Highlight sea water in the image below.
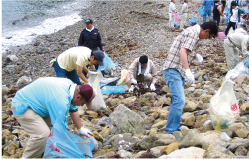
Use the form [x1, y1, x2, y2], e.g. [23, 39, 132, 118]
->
[2, 0, 90, 54]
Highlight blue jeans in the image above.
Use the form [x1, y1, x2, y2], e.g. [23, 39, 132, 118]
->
[163, 69, 185, 134]
[225, 21, 236, 36]
[53, 59, 81, 85]
[203, 9, 212, 23]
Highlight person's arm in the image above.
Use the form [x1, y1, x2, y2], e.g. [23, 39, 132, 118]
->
[128, 59, 138, 80]
[69, 111, 82, 129]
[77, 65, 89, 83]
[218, 5, 225, 16]
[179, 48, 190, 69]
[241, 37, 248, 55]
[78, 31, 84, 46]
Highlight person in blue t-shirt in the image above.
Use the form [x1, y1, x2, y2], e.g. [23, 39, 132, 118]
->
[11, 77, 95, 158]
[202, 0, 214, 23]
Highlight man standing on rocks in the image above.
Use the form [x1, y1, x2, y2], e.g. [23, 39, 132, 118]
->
[52, 46, 105, 85]
[11, 77, 94, 158]
[224, 32, 249, 70]
[163, 21, 218, 134]
[128, 55, 159, 92]
[202, 0, 214, 23]
[78, 19, 104, 51]
[180, 0, 188, 31]
[78, 18, 105, 75]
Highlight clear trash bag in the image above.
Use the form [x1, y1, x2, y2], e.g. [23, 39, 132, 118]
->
[44, 111, 94, 158]
[97, 52, 118, 74]
[209, 77, 240, 131]
[225, 58, 249, 80]
[88, 71, 107, 110]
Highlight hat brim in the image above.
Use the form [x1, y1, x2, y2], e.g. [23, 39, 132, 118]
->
[86, 89, 96, 110]
[98, 61, 104, 66]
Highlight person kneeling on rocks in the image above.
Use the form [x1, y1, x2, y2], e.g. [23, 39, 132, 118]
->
[128, 55, 159, 92]
[51, 46, 105, 85]
[11, 77, 94, 158]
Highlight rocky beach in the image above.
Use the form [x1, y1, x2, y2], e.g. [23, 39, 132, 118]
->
[2, 0, 249, 158]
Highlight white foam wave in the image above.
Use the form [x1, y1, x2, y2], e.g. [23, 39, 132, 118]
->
[2, 13, 82, 53]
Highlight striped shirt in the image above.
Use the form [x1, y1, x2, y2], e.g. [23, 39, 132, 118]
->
[163, 25, 200, 79]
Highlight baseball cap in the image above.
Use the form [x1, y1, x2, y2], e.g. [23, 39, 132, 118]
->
[92, 50, 105, 66]
[85, 19, 93, 24]
[79, 84, 96, 110]
[242, 24, 247, 30]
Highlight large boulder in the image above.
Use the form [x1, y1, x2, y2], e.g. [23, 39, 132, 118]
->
[110, 104, 146, 135]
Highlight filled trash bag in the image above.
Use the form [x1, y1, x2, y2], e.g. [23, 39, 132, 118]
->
[172, 13, 180, 22]
[101, 85, 127, 94]
[209, 77, 240, 131]
[189, 17, 199, 26]
[116, 69, 131, 86]
[89, 71, 107, 110]
[44, 112, 94, 158]
[97, 52, 118, 74]
[226, 59, 249, 80]
[197, 7, 206, 17]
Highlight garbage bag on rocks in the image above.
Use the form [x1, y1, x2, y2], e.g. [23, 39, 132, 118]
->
[116, 69, 131, 86]
[189, 17, 199, 26]
[101, 85, 127, 94]
[209, 77, 240, 131]
[225, 59, 249, 80]
[44, 112, 94, 158]
[89, 71, 107, 110]
[97, 52, 118, 74]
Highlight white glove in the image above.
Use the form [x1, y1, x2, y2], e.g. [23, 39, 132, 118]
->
[88, 71, 97, 76]
[223, 15, 226, 18]
[129, 85, 135, 92]
[196, 53, 203, 64]
[185, 69, 195, 84]
[150, 84, 156, 91]
[131, 78, 137, 85]
[86, 82, 92, 87]
[78, 127, 93, 137]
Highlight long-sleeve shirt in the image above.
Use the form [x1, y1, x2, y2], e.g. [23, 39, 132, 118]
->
[202, 0, 214, 12]
[228, 33, 249, 55]
[128, 58, 159, 84]
[234, 28, 248, 35]
[11, 77, 78, 128]
[78, 27, 103, 50]
[181, 2, 188, 14]
[169, 2, 176, 13]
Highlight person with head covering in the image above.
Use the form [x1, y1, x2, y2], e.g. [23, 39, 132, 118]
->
[78, 18, 104, 51]
[234, 23, 247, 35]
[224, 32, 249, 70]
[51, 46, 105, 85]
[163, 21, 218, 134]
[11, 77, 95, 158]
[128, 55, 159, 92]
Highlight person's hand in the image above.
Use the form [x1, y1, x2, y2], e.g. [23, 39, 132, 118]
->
[88, 71, 97, 76]
[129, 85, 135, 92]
[150, 84, 156, 91]
[196, 53, 203, 64]
[131, 78, 137, 85]
[223, 15, 226, 18]
[78, 127, 93, 137]
[86, 81, 92, 86]
[185, 69, 195, 84]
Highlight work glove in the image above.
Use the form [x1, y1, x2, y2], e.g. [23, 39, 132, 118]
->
[131, 78, 137, 85]
[150, 84, 156, 91]
[78, 127, 93, 138]
[129, 85, 135, 92]
[185, 69, 195, 84]
[196, 53, 203, 64]
[88, 71, 97, 76]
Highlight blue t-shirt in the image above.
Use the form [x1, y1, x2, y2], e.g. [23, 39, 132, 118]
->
[11, 77, 78, 128]
[202, 0, 214, 12]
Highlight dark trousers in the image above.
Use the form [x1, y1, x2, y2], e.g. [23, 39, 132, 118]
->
[225, 21, 236, 35]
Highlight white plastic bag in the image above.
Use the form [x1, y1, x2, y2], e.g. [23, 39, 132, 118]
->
[209, 77, 240, 131]
[88, 71, 107, 110]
